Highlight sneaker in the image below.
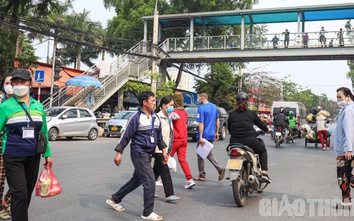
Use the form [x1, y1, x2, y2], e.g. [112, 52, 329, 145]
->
[155, 178, 163, 186]
[261, 173, 272, 183]
[341, 197, 352, 206]
[326, 147, 330, 150]
[165, 195, 180, 203]
[184, 179, 196, 189]
[322, 148, 325, 151]
[106, 199, 125, 212]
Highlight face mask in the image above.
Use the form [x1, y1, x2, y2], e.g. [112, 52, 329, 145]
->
[4, 85, 13, 95]
[196, 98, 201, 104]
[13, 85, 29, 97]
[337, 100, 347, 108]
[166, 106, 174, 114]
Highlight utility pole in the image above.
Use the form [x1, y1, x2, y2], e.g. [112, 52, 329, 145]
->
[237, 68, 242, 93]
[49, 38, 57, 108]
[151, 0, 159, 94]
[280, 82, 284, 101]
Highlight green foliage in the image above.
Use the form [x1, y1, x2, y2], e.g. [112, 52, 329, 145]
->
[123, 81, 151, 97]
[123, 80, 175, 100]
[104, 0, 259, 53]
[345, 20, 354, 88]
[193, 62, 235, 109]
[15, 33, 39, 70]
[0, 0, 73, 76]
[60, 10, 103, 69]
[156, 80, 176, 99]
[0, 26, 16, 74]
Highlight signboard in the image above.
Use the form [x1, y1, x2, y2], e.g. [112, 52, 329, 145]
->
[35, 70, 45, 83]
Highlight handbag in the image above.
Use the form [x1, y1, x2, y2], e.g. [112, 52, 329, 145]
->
[16, 99, 47, 154]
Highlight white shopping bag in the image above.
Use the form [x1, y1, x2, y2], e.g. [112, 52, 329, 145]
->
[167, 156, 177, 172]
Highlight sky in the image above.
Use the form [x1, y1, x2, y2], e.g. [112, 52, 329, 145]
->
[34, 0, 353, 100]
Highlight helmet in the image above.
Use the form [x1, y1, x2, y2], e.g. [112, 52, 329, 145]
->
[279, 108, 284, 113]
[289, 110, 294, 116]
[236, 92, 249, 102]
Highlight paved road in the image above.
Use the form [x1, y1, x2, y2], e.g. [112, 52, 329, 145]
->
[29, 125, 353, 220]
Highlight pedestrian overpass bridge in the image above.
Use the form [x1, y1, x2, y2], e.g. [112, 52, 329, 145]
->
[142, 3, 354, 63]
[44, 3, 354, 111]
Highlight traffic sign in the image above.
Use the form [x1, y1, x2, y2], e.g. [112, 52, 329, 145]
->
[35, 70, 45, 83]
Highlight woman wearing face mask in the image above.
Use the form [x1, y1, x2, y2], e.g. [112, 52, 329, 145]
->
[153, 96, 179, 202]
[0, 74, 13, 220]
[1, 74, 14, 103]
[0, 69, 53, 221]
[334, 87, 354, 206]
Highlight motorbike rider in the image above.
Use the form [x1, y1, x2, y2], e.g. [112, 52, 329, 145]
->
[287, 110, 298, 138]
[272, 108, 289, 138]
[228, 92, 272, 183]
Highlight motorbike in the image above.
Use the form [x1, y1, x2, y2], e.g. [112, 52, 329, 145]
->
[225, 130, 270, 207]
[274, 127, 286, 148]
[285, 127, 299, 143]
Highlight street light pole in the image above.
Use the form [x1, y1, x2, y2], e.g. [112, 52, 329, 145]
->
[151, 0, 159, 94]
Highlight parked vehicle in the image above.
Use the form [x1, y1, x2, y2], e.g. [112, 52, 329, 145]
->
[225, 130, 270, 207]
[185, 105, 228, 141]
[46, 106, 99, 141]
[270, 101, 307, 138]
[103, 111, 137, 137]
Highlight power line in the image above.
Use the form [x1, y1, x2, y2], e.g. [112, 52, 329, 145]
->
[0, 18, 158, 59]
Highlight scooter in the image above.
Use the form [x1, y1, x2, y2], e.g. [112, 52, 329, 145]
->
[285, 127, 299, 143]
[225, 130, 270, 207]
[274, 127, 285, 148]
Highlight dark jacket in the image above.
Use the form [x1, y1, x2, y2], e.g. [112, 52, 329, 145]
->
[273, 113, 289, 127]
[228, 110, 268, 139]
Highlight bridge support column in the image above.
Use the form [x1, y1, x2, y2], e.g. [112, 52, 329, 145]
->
[190, 18, 194, 51]
[143, 21, 148, 53]
[118, 88, 124, 111]
[241, 13, 245, 50]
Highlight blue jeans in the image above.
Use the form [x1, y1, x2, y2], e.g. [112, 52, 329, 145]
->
[111, 151, 155, 216]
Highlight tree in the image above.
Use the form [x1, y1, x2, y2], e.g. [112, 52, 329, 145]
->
[62, 10, 103, 69]
[123, 80, 175, 100]
[194, 62, 235, 109]
[0, 0, 70, 74]
[245, 71, 281, 112]
[103, 0, 259, 52]
[345, 20, 354, 88]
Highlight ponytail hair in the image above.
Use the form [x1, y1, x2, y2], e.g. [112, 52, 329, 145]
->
[155, 96, 173, 113]
[337, 87, 354, 101]
[236, 100, 248, 112]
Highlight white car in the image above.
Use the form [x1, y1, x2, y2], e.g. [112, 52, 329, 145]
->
[46, 106, 99, 141]
[104, 111, 136, 137]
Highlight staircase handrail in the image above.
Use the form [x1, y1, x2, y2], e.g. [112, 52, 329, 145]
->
[43, 40, 147, 109]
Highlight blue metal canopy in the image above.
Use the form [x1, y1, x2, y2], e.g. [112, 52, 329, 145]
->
[143, 3, 354, 28]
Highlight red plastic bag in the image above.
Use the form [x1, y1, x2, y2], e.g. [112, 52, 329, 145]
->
[35, 168, 62, 197]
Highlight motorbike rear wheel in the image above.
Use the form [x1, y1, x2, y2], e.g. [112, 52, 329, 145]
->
[232, 167, 248, 207]
[276, 140, 280, 148]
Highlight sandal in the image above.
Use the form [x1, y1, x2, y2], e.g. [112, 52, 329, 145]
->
[3, 205, 10, 216]
[141, 212, 163, 221]
[165, 195, 180, 203]
[0, 210, 11, 220]
[106, 199, 125, 212]
[193, 177, 206, 181]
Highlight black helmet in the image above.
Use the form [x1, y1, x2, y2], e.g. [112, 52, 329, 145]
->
[236, 92, 249, 102]
[280, 108, 284, 113]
